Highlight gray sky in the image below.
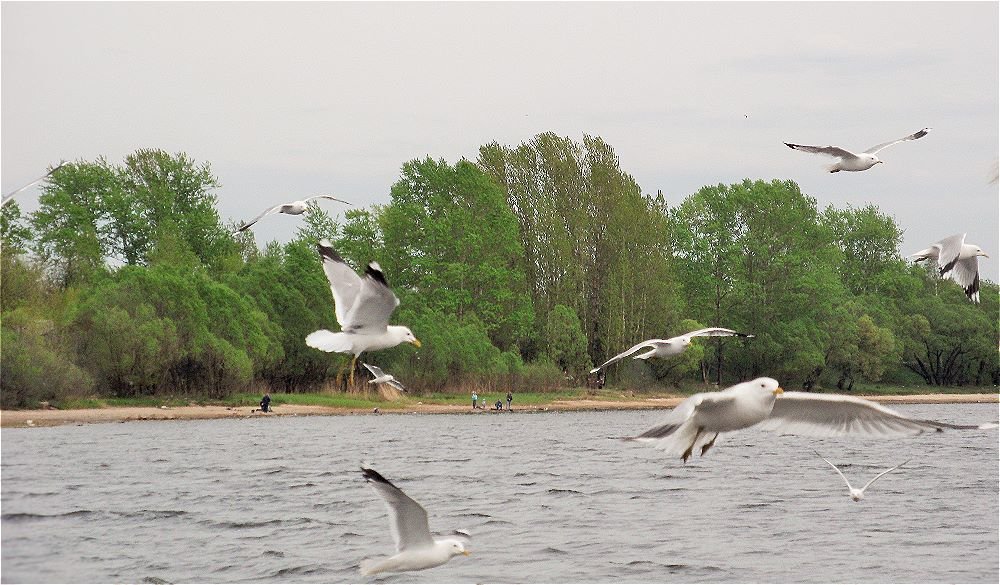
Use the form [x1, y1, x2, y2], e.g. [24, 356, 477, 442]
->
[3, 1, 997, 280]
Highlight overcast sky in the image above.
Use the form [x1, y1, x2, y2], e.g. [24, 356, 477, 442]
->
[3, 1, 997, 280]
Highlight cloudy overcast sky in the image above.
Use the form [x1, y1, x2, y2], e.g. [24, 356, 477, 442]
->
[3, 2, 997, 280]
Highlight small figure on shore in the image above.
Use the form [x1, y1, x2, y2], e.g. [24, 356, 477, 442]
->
[506, 391, 513, 411]
[472, 391, 478, 409]
[494, 399, 503, 411]
[260, 393, 271, 413]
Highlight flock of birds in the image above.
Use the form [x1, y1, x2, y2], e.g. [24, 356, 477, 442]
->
[4, 128, 996, 576]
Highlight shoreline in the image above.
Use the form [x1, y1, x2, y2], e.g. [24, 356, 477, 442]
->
[1, 393, 996, 429]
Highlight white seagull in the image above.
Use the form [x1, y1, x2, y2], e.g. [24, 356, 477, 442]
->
[234, 194, 351, 233]
[813, 450, 910, 502]
[2, 161, 70, 207]
[784, 128, 930, 173]
[363, 363, 408, 393]
[359, 467, 470, 576]
[910, 234, 989, 303]
[591, 327, 754, 373]
[305, 240, 420, 385]
[626, 377, 993, 462]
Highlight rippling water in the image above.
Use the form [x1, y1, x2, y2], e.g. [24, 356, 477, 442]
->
[2, 403, 998, 583]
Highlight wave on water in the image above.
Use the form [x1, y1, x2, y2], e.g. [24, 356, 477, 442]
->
[2, 510, 96, 521]
[546, 488, 586, 495]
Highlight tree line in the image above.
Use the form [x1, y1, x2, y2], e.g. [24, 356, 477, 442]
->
[1, 137, 996, 408]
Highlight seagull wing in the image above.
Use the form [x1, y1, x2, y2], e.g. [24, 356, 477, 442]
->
[681, 327, 754, 340]
[363, 363, 386, 378]
[236, 204, 284, 232]
[760, 392, 983, 437]
[784, 143, 858, 160]
[813, 450, 854, 491]
[860, 459, 910, 493]
[2, 161, 69, 207]
[933, 233, 966, 275]
[590, 339, 665, 373]
[342, 262, 400, 333]
[317, 240, 364, 328]
[362, 468, 435, 552]
[303, 194, 353, 206]
[627, 392, 711, 441]
[863, 128, 931, 154]
[385, 377, 408, 393]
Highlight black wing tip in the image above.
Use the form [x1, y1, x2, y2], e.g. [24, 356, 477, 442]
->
[361, 467, 394, 486]
[736, 332, 755, 338]
[913, 128, 930, 139]
[365, 262, 390, 287]
[784, 142, 798, 149]
[316, 240, 345, 263]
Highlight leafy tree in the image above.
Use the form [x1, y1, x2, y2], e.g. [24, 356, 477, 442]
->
[1, 309, 94, 408]
[1, 201, 33, 255]
[543, 305, 592, 378]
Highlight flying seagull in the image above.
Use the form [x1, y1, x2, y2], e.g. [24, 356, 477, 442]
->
[813, 450, 910, 502]
[363, 363, 408, 393]
[910, 233, 989, 303]
[305, 240, 420, 385]
[625, 377, 994, 462]
[591, 327, 754, 373]
[359, 467, 470, 576]
[784, 128, 930, 173]
[233, 194, 351, 233]
[1, 161, 70, 207]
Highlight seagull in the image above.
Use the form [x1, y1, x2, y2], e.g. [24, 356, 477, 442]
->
[813, 450, 910, 502]
[363, 363, 408, 393]
[626, 377, 994, 462]
[2, 161, 70, 207]
[784, 128, 930, 173]
[233, 195, 351, 233]
[910, 234, 989, 303]
[305, 240, 420, 385]
[590, 327, 754, 373]
[359, 467, 470, 576]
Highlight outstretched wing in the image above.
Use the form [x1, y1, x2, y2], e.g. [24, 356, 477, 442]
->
[361, 467, 435, 552]
[863, 127, 931, 154]
[784, 143, 858, 160]
[681, 327, 754, 340]
[761, 392, 984, 437]
[813, 450, 854, 491]
[590, 339, 665, 373]
[342, 262, 400, 333]
[2, 160, 69, 207]
[235, 204, 284, 233]
[303, 194, 353, 206]
[317, 240, 364, 328]
[860, 460, 910, 492]
[384, 377, 408, 393]
[363, 363, 386, 378]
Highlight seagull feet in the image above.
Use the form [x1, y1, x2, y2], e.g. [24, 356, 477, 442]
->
[681, 447, 694, 463]
[700, 433, 719, 457]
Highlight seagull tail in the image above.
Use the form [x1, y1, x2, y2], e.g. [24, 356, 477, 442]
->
[305, 330, 353, 353]
[910, 247, 935, 261]
[826, 163, 842, 173]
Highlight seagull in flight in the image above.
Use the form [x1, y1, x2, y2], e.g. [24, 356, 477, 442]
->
[591, 327, 754, 373]
[2, 161, 70, 207]
[626, 377, 994, 463]
[911, 233, 989, 303]
[359, 467, 470, 576]
[363, 363, 408, 393]
[784, 128, 931, 172]
[234, 194, 351, 233]
[813, 451, 910, 502]
[305, 241, 420, 385]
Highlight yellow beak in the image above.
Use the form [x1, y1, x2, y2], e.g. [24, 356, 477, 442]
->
[462, 550, 471, 556]
[410, 338, 422, 348]
[773, 387, 784, 395]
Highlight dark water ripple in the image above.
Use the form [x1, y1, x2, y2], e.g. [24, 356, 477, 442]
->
[1, 403, 998, 583]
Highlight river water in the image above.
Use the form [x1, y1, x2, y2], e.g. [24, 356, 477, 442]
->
[2, 403, 997, 583]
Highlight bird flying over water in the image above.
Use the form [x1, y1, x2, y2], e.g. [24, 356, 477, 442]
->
[363, 363, 407, 393]
[305, 241, 420, 385]
[591, 327, 753, 373]
[910, 233, 989, 303]
[784, 128, 930, 172]
[626, 377, 994, 463]
[359, 467, 470, 576]
[1, 161, 70, 207]
[813, 450, 910, 502]
[234, 194, 351, 233]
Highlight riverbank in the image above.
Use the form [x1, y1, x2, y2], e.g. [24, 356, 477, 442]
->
[1, 393, 996, 428]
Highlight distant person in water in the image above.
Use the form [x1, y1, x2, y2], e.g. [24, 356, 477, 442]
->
[472, 391, 478, 409]
[506, 391, 513, 411]
[260, 393, 271, 413]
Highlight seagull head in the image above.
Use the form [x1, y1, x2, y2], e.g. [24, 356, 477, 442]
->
[747, 377, 783, 397]
[850, 489, 864, 502]
[400, 326, 421, 348]
[447, 541, 470, 557]
[975, 247, 989, 258]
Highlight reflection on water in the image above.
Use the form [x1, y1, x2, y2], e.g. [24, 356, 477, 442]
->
[2, 403, 998, 583]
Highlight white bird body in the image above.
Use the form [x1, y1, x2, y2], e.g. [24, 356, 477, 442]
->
[910, 233, 988, 302]
[234, 194, 351, 233]
[785, 128, 930, 173]
[359, 467, 469, 576]
[814, 451, 910, 502]
[591, 327, 754, 373]
[628, 377, 992, 462]
[363, 363, 407, 393]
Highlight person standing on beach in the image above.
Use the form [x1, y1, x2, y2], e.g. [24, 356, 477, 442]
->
[260, 393, 271, 413]
[506, 391, 513, 411]
[472, 391, 478, 409]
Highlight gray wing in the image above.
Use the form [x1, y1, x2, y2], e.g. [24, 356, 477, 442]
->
[361, 468, 435, 552]
[863, 128, 931, 154]
[784, 143, 858, 160]
[2, 161, 69, 207]
[813, 450, 854, 491]
[302, 194, 353, 206]
[932, 233, 965, 274]
[235, 203, 284, 232]
[760, 392, 983, 437]
[342, 262, 400, 333]
[681, 327, 754, 340]
[590, 339, 666, 372]
[626, 392, 709, 440]
[860, 459, 910, 492]
[363, 363, 386, 378]
[945, 255, 981, 302]
[317, 240, 364, 328]
[384, 377, 408, 393]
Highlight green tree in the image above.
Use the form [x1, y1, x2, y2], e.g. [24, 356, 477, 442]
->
[543, 305, 592, 379]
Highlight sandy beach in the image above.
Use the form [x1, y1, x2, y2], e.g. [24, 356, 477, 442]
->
[1, 393, 996, 428]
